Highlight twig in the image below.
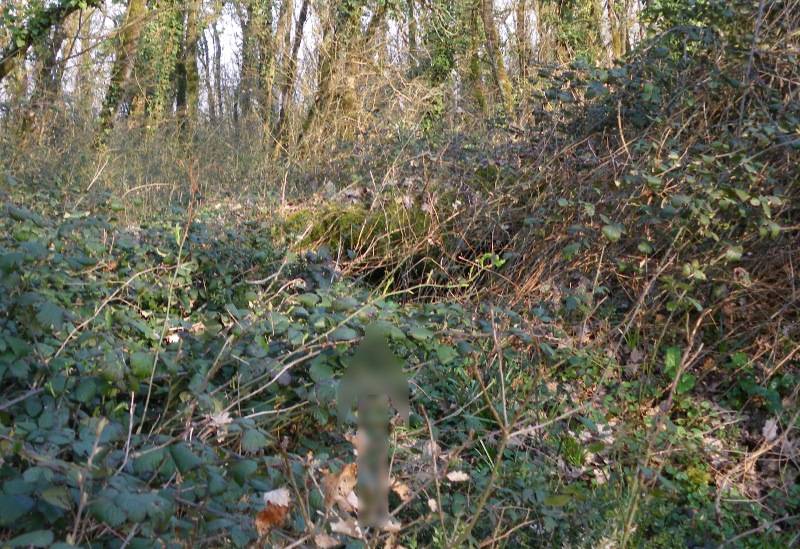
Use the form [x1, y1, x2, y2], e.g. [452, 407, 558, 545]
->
[0, 387, 44, 412]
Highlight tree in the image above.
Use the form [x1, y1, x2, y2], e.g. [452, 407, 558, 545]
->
[0, 0, 101, 85]
[515, 0, 531, 80]
[479, 0, 514, 117]
[299, 0, 365, 141]
[176, 0, 202, 123]
[97, 0, 148, 135]
[274, 0, 310, 145]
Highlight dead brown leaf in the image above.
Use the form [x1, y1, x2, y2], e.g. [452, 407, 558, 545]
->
[314, 533, 342, 548]
[255, 487, 291, 537]
[323, 463, 358, 511]
[330, 517, 362, 539]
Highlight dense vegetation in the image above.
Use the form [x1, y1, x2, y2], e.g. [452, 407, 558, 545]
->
[1, 0, 799, 547]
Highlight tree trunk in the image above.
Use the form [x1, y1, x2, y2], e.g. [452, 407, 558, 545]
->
[238, 1, 272, 120]
[299, 2, 363, 141]
[466, 8, 488, 115]
[199, 33, 217, 121]
[479, 0, 514, 117]
[607, 0, 627, 59]
[274, 0, 310, 145]
[33, 23, 68, 103]
[262, 0, 294, 137]
[97, 0, 148, 136]
[176, 0, 201, 123]
[212, 21, 224, 120]
[515, 0, 531, 81]
[407, 0, 417, 72]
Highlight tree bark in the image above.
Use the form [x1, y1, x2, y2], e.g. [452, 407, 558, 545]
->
[607, 0, 627, 59]
[262, 0, 294, 136]
[238, 1, 272, 119]
[97, 0, 148, 136]
[515, 0, 531, 80]
[407, 0, 417, 72]
[274, 0, 310, 144]
[176, 0, 201, 122]
[212, 21, 224, 120]
[299, 1, 363, 141]
[479, 0, 514, 117]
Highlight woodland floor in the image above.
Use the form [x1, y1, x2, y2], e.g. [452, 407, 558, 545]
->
[1, 175, 798, 548]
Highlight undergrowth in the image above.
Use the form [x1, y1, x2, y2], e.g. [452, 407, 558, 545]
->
[1, 0, 799, 547]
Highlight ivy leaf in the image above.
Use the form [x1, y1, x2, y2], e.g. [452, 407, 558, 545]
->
[133, 447, 166, 474]
[297, 293, 320, 307]
[724, 245, 743, 261]
[73, 378, 97, 404]
[435, 345, 458, 365]
[130, 351, 153, 379]
[309, 358, 334, 382]
[676, 373, 696, 394]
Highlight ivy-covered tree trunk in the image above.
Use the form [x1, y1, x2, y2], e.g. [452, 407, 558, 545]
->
[479, 0, 514, 117]
[407, 0, 418, 72]
[97, 0, 148, 136]
[238, 1, 272, 120]
[515, 0, 531, 80]
[607, 0, 627, 59]
[176, 0, 201, 123]
[299, 1, 364, 141]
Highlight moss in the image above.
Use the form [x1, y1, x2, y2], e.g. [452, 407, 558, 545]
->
[280, 201, 432, 261]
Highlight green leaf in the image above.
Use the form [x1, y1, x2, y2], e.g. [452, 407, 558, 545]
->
[309, 358, 334, 382]
[332, 296, 360, 311]
[562, 242, 581, 260]
[676, 373, 696, 394]
[664, 346, 681, 377]
[230, 459, 258, 484]
[170, 443, 201, 473]
[74, 378, 97, 404]
[241, 429, 270, 453]
[133, 447, 166, 474]
[601, 223, 624, 242]
[130, 351, 153, 379]
[4, 530, 54, 548]
[543, 494, 571, 507]
[0, 495, 35, 526]
[369, 320, 406, 340]
[408, 325, 434, 341]
[41, 486, 72, 510]
[638, 241, 654, 254]
[297, 293, 320, 307]
[36, 301, 65, 330]
[89, 498, 126, 527]
[436, 345, 458, 365]
[330, 326, 359, 342]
